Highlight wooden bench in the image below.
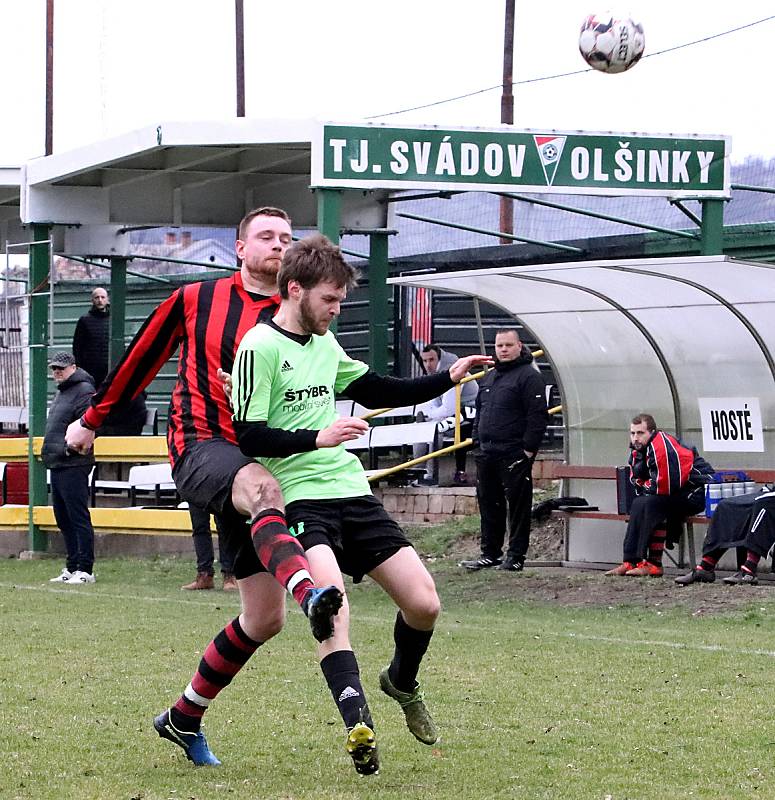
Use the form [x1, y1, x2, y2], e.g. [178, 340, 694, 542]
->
[548, 464, 775, 568]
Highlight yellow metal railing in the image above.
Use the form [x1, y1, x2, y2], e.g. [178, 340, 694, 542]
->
[0, 435, 169, 463]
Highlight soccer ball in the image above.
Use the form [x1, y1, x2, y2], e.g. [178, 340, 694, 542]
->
[579, 13, 645, 74]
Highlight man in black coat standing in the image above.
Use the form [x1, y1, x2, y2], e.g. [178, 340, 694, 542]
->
[43, 352, 97, 585]
[72, 287, 110, 387]
[72, 286, 147, 435]
[461, 329, 548, 572]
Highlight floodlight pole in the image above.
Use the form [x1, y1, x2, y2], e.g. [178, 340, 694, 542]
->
[235, 0, 245, 117]
[499, 0, 515, 243]
[45, 0, 54, 154]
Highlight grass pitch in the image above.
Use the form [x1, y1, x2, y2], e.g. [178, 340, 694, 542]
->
[2, 532, 775, 800]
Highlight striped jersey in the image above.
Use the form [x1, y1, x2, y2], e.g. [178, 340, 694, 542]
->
[82, 271, 280, 466]
[232, 322, 369, 505]
[629, 430, 705, 496]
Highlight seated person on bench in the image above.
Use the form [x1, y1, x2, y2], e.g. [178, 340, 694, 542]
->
[676, 487, 775, 586]
[606, 413, 714, 578]
[412, 344, 478, 486]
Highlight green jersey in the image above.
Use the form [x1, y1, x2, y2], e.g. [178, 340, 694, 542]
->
[232, 322, 370, 504]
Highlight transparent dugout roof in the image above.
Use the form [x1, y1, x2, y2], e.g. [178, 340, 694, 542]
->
[389, 255, 775, 468]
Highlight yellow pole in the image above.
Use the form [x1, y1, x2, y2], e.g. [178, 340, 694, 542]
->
[367, 439, 473, 483]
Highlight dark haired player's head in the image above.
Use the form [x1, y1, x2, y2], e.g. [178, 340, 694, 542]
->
[278, 234, 359, 299]
[277, 235, 360, 336]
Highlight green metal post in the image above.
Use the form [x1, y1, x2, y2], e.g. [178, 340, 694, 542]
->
[368, 233, 390, 374]
[109, 257, 128, 369]
[316, 188, 342, 244]
[317, 188, 343, 333]
[28, 224, 52, 552]
[700, 199, 725, 255]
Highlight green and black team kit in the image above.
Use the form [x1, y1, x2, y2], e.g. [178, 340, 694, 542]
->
[231, 319, 454, 504]
[232, 321, 369, 504]
[232, 319, 454, 580]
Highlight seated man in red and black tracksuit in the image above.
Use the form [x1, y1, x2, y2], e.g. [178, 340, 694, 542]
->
[606, 412, 714, 577]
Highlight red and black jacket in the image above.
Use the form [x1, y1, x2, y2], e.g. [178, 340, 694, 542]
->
[629, 430, 714, 497]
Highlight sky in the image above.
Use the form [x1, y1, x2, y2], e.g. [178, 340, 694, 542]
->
[1, 1, 774, 166]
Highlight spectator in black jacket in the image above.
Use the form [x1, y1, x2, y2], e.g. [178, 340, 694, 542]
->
[72, 287, 110, 386]
[43, 352, 97, 585]
[72, 286, 147, 436]
[461, 329, 548, 572]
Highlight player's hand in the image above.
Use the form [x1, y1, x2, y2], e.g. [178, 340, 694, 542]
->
[449, 354, 493, 383]
[65, 419, 95, 454]
[316, 417, 369, 448]
[218, 369, 233, 407]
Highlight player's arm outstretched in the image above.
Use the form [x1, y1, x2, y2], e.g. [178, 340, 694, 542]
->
[65, 289, 186, 453]
[342, 354, 492, 408]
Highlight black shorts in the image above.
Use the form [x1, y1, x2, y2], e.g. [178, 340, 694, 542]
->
[286, 495, 411, 583]
[172, 438, 265, 580]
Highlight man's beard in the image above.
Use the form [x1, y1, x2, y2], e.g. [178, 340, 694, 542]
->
[244, 257, 280, 287]
[299, 294, 329, 335]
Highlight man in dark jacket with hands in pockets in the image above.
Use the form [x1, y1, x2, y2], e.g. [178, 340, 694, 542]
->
[461, 328, 548, 573]
[44, 352, 98, 585]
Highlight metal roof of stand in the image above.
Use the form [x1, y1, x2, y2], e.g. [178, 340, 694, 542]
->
[21, 119, 387, 232]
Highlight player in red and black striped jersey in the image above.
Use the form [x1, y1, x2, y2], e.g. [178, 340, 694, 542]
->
[606, 412, 714, 577]
[65, 208, 343, 765]
[83, 267, 281, 464]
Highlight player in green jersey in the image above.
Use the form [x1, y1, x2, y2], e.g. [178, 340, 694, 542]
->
[232, 234, 491, 775]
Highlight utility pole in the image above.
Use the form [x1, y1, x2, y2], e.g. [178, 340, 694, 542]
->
[45, 0, 54, 154]
[235, 0, 245, 117]
[499, 0, 515, 243]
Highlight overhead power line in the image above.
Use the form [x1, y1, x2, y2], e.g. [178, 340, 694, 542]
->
[365, 15, 775, 120]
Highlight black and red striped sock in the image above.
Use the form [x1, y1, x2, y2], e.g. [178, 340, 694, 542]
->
[250, 508, 314, 609]
[170, 616, 261, 732]
[699, 553, 720, 572]
[647, 529, 667, 566]
[742, 550, 761, 576]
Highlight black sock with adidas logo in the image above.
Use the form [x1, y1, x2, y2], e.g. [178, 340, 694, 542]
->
[320, 649, 373, 731]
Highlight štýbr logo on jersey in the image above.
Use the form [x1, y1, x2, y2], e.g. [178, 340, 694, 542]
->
[282, 384, 331, 413]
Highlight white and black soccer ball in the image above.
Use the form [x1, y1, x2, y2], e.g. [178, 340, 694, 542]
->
[579, 12, 645, 74]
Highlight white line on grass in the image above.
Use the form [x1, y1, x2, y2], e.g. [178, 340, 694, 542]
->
[564, 632, 775, 659]
[0, 581, 237, 608]
[5, 582, 775, 659]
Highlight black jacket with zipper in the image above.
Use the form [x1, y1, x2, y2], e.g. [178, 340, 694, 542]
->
[72, 306, 110, 387]
[41, 368, 95, 469]
[472, 347, 549, 459]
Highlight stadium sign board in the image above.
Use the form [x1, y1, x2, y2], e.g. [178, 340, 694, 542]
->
[698, 397, 764, 453]
[312, 123, 730, 198]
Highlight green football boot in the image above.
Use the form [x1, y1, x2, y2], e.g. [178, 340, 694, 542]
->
[379, 667, 439, 745]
